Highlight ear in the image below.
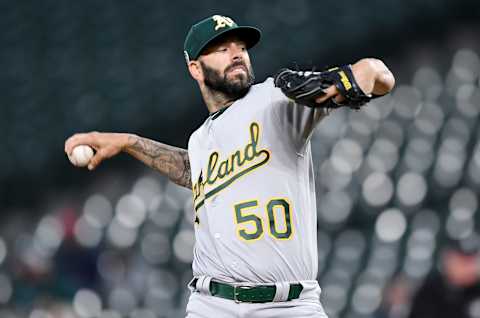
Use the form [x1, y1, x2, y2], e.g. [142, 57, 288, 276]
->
[188, 61, 203, 82]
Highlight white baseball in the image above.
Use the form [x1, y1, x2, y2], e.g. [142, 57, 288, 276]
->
[69, 145, 94, 167]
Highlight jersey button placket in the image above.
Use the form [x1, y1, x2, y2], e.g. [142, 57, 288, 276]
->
[210, 195, 218, 206]
[206, 120, 219, 208]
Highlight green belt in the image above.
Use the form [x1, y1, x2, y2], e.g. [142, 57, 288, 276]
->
[190, 278, 303, 303]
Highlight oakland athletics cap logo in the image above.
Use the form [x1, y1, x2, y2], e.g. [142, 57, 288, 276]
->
[212, 15, 235, 30]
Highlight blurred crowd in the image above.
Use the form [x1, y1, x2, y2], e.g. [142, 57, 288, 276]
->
[0, 46, 478, 318]
[311, 46, 480, 318]
[1, 177, 194, 318]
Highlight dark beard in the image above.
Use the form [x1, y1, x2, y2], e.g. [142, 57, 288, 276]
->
[200, 61, 255, 100]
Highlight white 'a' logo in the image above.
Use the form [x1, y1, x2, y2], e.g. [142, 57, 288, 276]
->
[212, 15, 235, 30]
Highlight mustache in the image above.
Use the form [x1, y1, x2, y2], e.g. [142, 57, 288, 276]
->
[225, 61, 248, 74]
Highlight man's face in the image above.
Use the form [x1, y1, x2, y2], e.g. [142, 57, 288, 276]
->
[197, 35, 255, 100]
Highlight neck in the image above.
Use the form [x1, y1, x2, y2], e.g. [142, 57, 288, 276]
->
[200, 85, 237, 114]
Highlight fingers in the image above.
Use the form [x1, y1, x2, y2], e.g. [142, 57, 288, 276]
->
[87, 148, 107, 171]
[64, 132, 98, 155]
[315, 85, 339, 104]
[334, 94, 345, 103]
[314, 85, 347, 105]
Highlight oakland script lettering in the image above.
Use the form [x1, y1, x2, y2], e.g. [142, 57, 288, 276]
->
[192, 122, 270, 211]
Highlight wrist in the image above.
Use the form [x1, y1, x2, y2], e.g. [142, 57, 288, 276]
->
[370, 59, 395, 95]
[122, 133, 138, 152]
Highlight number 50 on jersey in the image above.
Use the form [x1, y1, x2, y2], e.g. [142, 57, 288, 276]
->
[234, 198, 294, 242]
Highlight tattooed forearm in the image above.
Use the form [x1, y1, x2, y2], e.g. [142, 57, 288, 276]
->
[125, 135, 192, 189]
[170, 150, 192, 189]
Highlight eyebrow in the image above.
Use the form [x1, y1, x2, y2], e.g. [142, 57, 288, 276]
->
[213, 35, 247, 47]
[201, 36, 247, 55]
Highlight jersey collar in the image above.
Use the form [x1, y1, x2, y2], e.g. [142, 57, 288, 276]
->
[209, 106, 230, 120]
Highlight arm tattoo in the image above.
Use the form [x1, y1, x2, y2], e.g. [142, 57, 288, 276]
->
[126, 136, 192, 189]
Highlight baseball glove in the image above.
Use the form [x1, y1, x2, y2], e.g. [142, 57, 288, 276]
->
[273, 64, 372, 110]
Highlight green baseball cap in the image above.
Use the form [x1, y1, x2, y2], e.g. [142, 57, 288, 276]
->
[183, 15, 261, 63]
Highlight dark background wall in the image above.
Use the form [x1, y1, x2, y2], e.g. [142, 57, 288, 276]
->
[1, 0, 479, 211]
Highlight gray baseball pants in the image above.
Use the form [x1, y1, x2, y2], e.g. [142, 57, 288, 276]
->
[185, 279, 329, 318]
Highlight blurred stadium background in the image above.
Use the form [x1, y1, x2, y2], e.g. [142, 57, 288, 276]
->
[1, 0, 480, 317]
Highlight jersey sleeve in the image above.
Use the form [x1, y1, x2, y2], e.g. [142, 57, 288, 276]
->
[268, 77, 330, 155]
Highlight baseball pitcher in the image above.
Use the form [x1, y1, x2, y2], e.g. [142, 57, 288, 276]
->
[65, 15, 395, 318]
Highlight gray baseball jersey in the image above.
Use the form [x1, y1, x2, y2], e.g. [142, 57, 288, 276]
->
[187, 77, 328, 284]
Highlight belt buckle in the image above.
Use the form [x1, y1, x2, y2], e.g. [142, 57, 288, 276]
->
[233, 285, 254, 303]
